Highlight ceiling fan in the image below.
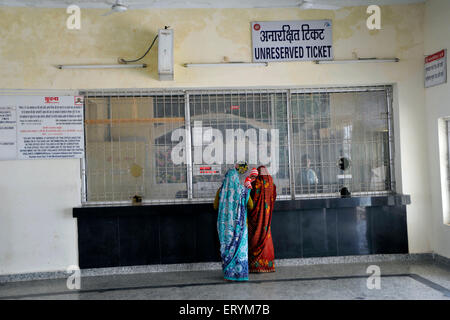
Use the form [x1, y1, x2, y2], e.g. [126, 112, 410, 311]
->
[102, 0, 129, 16]
[299, 0, 341, 10]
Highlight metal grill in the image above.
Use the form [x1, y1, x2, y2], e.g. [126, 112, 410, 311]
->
[188, 90, 290, 200]
[290, 86, 394, 197]
[80, 86, 395, 204]
[82, 89, 187, 204]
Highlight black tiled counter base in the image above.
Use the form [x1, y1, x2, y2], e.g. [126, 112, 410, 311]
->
[73, 195, 410, 269]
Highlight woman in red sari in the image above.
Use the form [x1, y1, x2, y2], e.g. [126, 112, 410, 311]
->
[248, 165, 277, 273]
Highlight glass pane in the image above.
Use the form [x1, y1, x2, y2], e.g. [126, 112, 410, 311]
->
[83, 87, 394, 203]
[291, 89, 392, 196]
[84, 95, 187, 202]
[189, 91, 289, 199]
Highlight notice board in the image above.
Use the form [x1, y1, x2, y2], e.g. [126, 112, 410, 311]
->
[425, 49, 447, 88]
[0, 95, 84, 160]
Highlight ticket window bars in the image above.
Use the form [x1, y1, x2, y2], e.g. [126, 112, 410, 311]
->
[188, 90, 290, 200]
[290, 87, 394, 197]
[83, 90, 187, 204]
[81, 86, 395, 204]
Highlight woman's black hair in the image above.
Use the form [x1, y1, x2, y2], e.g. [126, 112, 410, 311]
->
[301, 154, 310, 166]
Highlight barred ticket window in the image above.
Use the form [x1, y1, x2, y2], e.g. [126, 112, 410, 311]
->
[290, 88, 394, 196]
[188, 90, 290, 199]
[83, 91, 187, 203]
[82, 86, 395, 204]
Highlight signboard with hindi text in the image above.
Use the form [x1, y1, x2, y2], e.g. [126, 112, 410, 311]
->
[425, 49, 447, 88]
[0, 95, 84, 160]
[251, 20, 333, 62]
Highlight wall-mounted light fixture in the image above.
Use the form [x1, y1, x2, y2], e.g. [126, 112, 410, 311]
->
[57, 64, 147, 69]
[158, 28, 174, 81]
[184, 62, 268, 68]
[314, 58, 399, 64]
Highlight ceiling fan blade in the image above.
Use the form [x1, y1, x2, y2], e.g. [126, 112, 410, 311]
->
[102, 0, 128, 16]
[299, 0, 341, 10]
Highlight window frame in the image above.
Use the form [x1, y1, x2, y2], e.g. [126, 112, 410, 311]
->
[447, 120, 450, 189]
[80, 85, 395, 205]
[289, 86, 395, 198]
[447, 119, 450, 212]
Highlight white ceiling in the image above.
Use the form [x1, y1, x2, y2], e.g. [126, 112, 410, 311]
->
[0, 0, 426, 9]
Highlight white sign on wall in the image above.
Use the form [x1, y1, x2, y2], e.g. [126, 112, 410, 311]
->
[251, 20, 333, 62]
[425, 49, 447, 88]
[0, 96, 84, 160]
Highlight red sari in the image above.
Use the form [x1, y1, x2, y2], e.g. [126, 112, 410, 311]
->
[248, 166, 277, 273]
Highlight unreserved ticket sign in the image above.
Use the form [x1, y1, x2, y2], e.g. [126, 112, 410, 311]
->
[251, 20, 333, 62]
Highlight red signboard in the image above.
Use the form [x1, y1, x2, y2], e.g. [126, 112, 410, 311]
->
[425, 49, 445, 63]
[44, 97, 59, 104]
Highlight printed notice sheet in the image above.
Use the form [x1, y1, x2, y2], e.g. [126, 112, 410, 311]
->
[0, 96, 84, 160]
[425, 49, 447, 88]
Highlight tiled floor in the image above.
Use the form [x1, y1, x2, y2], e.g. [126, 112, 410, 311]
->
[0, 260, 449, 300]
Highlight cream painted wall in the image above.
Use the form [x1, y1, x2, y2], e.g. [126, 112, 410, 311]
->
[0, 160, 80, 274]
[424, 0, 450, 259]
[0, 4, 433, 274]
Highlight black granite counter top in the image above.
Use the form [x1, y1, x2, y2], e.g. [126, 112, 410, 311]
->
[73, 194, 410, 218]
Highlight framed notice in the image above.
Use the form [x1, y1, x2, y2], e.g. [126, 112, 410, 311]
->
[425, 49, 447, 88]
[0, 96, 84, 160]
[251, 20, 333, 62]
